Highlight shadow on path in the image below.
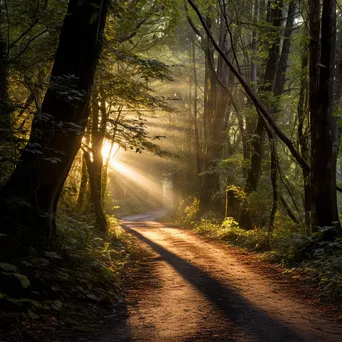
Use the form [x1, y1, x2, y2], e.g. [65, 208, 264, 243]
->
[123, 222, 308, 342]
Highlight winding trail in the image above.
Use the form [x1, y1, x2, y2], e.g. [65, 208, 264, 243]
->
[113, 211, 342, 341]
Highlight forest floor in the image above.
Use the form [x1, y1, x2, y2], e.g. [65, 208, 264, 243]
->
[67, 210, 342, 342]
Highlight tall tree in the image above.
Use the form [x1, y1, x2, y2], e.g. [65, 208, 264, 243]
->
[309, 0, 340, 232]
[84, 86, 108, 231]
[0, 0, 110, 256]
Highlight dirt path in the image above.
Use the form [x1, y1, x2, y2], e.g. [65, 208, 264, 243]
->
[112, 212, 342, 342]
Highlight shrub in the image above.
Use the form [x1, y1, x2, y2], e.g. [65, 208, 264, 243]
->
[175, 197, 199, 227]
[0, 212, 138, 339]
[193, 216, 342, 297]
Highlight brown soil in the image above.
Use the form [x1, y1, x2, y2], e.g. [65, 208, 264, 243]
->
[70, 211, 342, 341]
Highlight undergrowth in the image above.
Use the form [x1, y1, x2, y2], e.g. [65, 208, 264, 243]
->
[0, 213, 138, 341]
[195, 218, 342, 297]
[176, 198, 342, 298]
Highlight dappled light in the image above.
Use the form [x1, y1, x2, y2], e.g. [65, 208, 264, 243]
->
[2, 0, 342, 341]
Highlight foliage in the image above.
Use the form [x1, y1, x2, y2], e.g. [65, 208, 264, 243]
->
[177, 204, 342, 297]
[2, 1, 342, 339]
[175, 197, 199, 227]
[0, 213, 138, 340]
[194, 217, 270, 251]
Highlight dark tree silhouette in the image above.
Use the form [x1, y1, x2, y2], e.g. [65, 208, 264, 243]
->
[0, 0, 109, 257]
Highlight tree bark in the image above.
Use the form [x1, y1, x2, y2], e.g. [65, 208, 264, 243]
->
[0, 28, 12, 147]
[85, 87, 108, 231]
[76, 154, 89, 212]
[265, 125, 278, 231]
[191, 33, 202, 180]
[245, 0, 282, 194]
[297, 44, 310, 232]
[84, 150, 108, 231]
[309, 0, 340, 233]
[198, 17, 219, 215]
[279, 193, 299, 224]
[274, 0, 296, 97]
[0, 0, 110, 254]
[198, 8, 237, 216]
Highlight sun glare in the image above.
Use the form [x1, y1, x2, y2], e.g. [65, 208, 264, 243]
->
[102, 141, 119, 165]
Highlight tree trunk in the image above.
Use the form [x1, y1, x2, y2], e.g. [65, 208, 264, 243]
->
[85, 88, 108, 231]
[244, 0, 282, 194]
[297, 44, 310, 232]
[0, 30, 12, 147]
[279, 193, 299, 224]
[76, 155, 89, 212]
[198, 12, 232, 216]
[266, 126, 278, 231]
[274, 0, 296, 97]
[84, 150, 108, 231]
[191, 34, 202, 180]
[0, 0, 109, 255]
[309, 0, 340, 233]
[198, 41, 218, 215]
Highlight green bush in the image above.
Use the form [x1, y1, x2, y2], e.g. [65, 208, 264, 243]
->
[0, 212, 138, 338]
[192, 215, 342, 297]
[194, 217, 270, 251]
[175, 197, 199, 227]
[175, 199, 342, 297]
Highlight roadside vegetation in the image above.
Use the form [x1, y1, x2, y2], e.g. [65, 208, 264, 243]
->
[175, 198, 342, 298]
[0, 213, 139, 341]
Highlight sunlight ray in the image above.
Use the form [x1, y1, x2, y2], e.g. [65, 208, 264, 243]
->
[110, 160, 163, 203]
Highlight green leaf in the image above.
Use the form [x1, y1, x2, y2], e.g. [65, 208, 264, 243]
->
[13, 273, 30, 288]
[73, 325, 94, 332]
[45, 251, 63, 260]
[1, 272, 30, 288]
[27, 309, 40, 320]
[90, 12, 99, 25]
[6, 298, 23, 307]
[31, 257, 50, 266]
[51, 286, 61, 292]
[20, 298, 42, 309]
[56, 271, 70, 281]
[50, 300, 63, 311]
[0, 262, 19, 273]
[21, 261, 33, 267]
[89, 3, 100, 8]
[86, 293, 100, 302]
[42, 157, 62, 164]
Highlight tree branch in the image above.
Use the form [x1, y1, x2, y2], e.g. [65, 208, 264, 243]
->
[187, 0, 310, 173]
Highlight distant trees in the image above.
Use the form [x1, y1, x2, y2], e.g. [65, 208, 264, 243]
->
[173, 0, 341, 237]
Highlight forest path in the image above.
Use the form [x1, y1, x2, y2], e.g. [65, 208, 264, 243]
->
[112, 212, 342, 342]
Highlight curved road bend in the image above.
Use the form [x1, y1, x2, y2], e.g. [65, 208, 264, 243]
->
[113, 211, 342, 342]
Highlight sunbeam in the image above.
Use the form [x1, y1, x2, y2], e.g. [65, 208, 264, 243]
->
[102, 140, 120, 166]
[110, 160, 163, 204]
